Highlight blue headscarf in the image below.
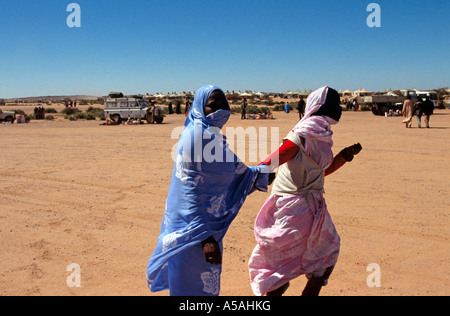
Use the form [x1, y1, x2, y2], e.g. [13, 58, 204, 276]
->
[147, 85, 269, 294]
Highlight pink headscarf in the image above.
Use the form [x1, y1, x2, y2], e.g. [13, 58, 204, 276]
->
[291, 86, 335, 146]
[290, 86, 335, 169]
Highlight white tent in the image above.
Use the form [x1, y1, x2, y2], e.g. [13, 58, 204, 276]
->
[342, 89, 352, 96]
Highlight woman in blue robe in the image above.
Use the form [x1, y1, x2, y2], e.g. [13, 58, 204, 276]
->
[146, 85, 270, 296]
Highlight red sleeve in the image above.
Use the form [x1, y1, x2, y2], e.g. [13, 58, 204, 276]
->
[261, 138, 348, 176]
[325, 153, 347, 176]
[260, 139, 299, 170]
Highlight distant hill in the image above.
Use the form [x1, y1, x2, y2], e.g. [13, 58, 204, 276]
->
[1, 95, 103, 102]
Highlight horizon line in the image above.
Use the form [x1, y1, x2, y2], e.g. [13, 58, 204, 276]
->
[2, 86, 449, 101]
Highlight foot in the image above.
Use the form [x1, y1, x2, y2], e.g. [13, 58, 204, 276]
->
[302, 277, 324, 296]
[266, 282, 290, 296]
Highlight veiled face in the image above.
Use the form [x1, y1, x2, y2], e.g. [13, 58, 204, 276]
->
[204, 90, 230, 116]
[311, 88, 342, 122]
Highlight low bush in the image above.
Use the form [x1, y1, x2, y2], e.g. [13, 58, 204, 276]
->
[273, 105, 284, 112]
[86, 107, 105, 120]
[63, 107, 105, 120]
[11, 109, 26, 115]
[61, 107, 82, 115]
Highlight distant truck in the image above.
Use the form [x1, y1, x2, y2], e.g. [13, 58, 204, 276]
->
[104, 93, 165, 124]
[415, 90, 440, 108]
[365, 90, 418, 116]
[0, 109, 16, 123]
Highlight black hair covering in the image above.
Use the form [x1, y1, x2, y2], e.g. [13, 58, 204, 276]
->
[312, 88, 342, 122]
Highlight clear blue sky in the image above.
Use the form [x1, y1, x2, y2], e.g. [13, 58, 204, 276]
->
[0, 0, 448, 98]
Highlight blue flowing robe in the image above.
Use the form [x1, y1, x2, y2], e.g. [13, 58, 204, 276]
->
[146, 85, 269, 296]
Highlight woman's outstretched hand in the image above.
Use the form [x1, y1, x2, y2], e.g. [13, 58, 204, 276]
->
[268, 172, 276, 185]
[341, 143, 363, 162]
[202, 236, 222, 265]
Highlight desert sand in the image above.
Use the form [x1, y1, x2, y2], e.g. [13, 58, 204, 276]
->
[0, 107, 449, 296]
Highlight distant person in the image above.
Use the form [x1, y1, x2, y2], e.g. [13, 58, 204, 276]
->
[185, 99, 191, 115]
[346, 100, 352, 110]
[36, 106, 42, 120]
[353, 99, 359, 111]
[402, 95, 414, 128]
[168, 102, 173, 114]
[284, 102, 291, 114]
[34, 106, 39, 119]
[241, 98, 247, 119]
[175, 101, 181, 114]
[414, 97, 424, 128]
[422, 96, 434, 128]
[297, 96, 305, 119]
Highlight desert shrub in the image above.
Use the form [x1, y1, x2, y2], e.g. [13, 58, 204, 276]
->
[86, 107, 105, 119]
[65, 112, 84, 120]
[273, 104, 285, 111]
[11, 109, 26, 115]
[46, 108, 58, 113]
[64, 107, 105, 120]
[45, 115, 55, 120]
[230, 106, 241, 114]
[86, 113, 97, 120]
[265, 97, 275, 106]
[73, 112, 86, 120]
[245, 106, 260, 114]
[61, 107, 82, 115]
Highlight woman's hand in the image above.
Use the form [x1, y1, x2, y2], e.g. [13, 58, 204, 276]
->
[268, 172, 276, 185]
[341, 143, 363, 162]
[202, 236, 222, 265]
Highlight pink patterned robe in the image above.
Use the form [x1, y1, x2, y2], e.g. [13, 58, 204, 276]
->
[249, 86, 341, 296]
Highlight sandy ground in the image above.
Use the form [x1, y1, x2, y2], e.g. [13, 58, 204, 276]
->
[0, 107, 449, 296]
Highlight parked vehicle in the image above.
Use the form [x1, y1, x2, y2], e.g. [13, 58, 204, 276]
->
[104, 93, 165, 124]
[0, 109, 16, 123]
[415, 90, 439, 108]
[365, 90, 418, 116]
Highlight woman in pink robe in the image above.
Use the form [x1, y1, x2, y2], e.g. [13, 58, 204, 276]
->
[402, 95, 415, 128]
[249, 86, 362, 296]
